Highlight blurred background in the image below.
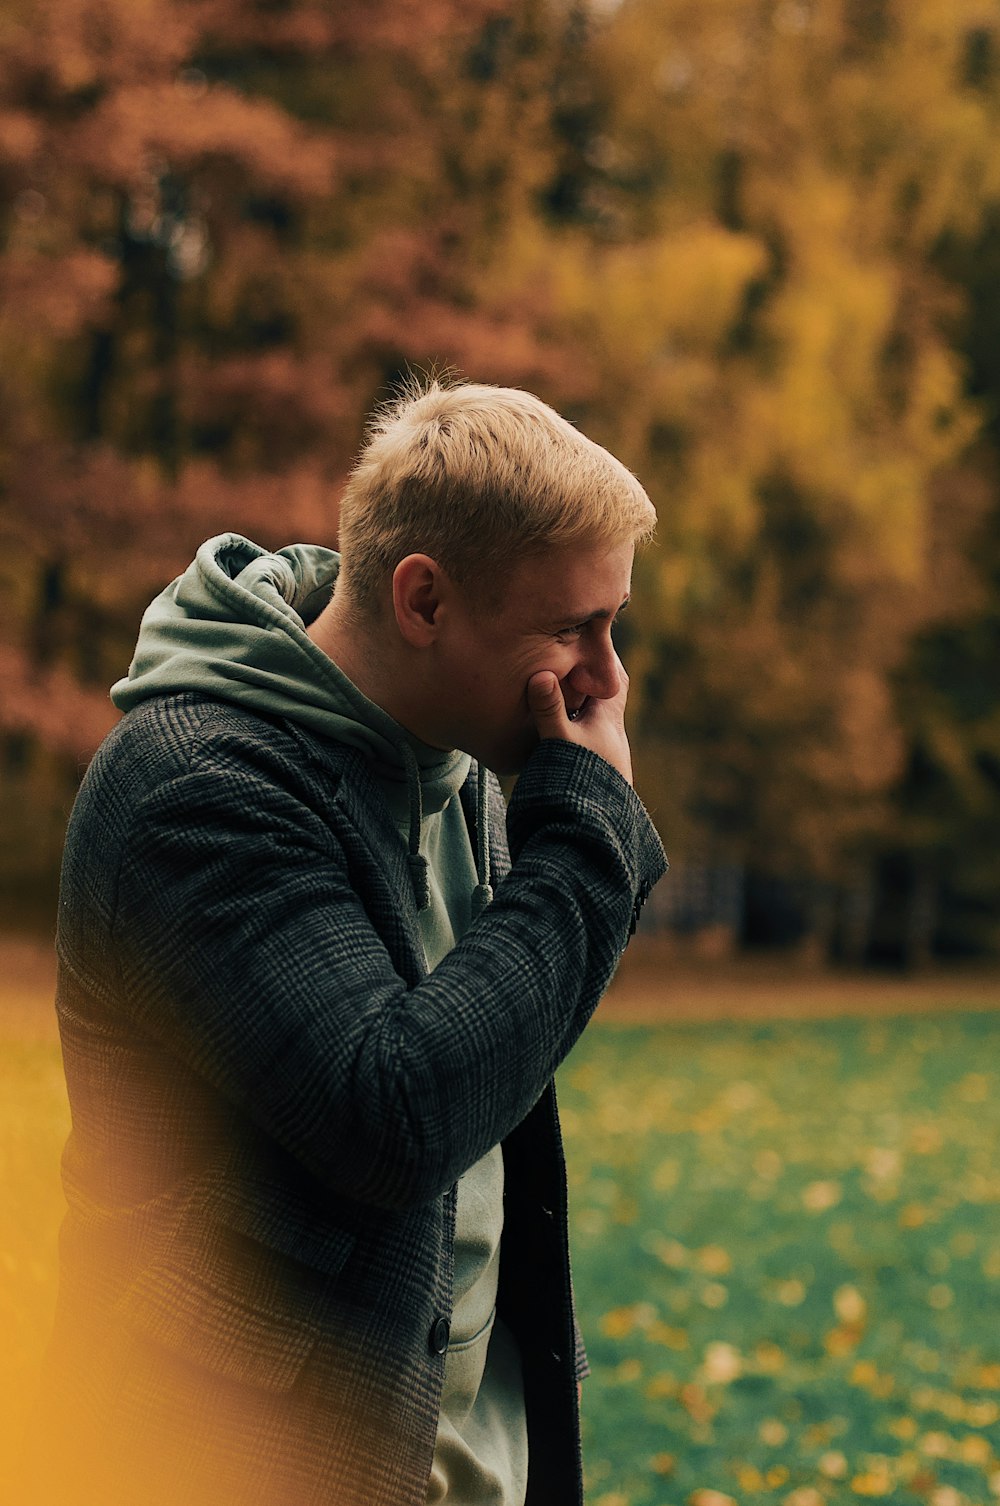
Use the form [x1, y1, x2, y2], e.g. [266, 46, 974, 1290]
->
[4, 8, 1000, 1502]
[2, 0, 1000, 960]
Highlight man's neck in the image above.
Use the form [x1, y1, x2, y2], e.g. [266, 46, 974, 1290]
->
[307, 595, 447, 750]
[307, 594, 375, 696]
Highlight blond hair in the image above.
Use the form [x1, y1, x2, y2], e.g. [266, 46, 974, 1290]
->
[336, 378, 656, 609]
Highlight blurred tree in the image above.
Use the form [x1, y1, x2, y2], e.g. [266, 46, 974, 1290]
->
[521, 0, 1000, 958]
[0, 0, 571, 912]
[2, 0, 999, 960]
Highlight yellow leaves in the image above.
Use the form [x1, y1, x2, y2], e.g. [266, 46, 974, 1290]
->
[834, 1284, 867, 1324]
[570, 1062, 597, 1094]
[851, 1360, 895, 1399]
[651, 1157, 680, 1192]
[804, 1418, 848, 1449]
[919, 1430, 951, 1458]
[602, 1302, 691, 1355]
[910, 1383, 1000, 1428]
[819, 1450, 849, 1479]
[910, 1123, 944, 1155]
[736, 1462, 766, 1491]
[755, 1341, 787, 1374]
[701, 1342, 741, 1385]
[826, 1281, 868, 1354]
[652, 1236, 688, 1269]
[699, 1282, 729, 1309]
[555, 225, 769, 366]
[601, 1305, 640, 1339]
[680, 1382, 717, 1425]
[865, 1146, 902, 1183]
[850, 1461, 894, 1496]
[928, 1489, 969, 1506]
[695, 1245, 732, 1276]
[687, 1488, 736, 1506]
[803, 1178, 842, 1212]
[559, 1019, 1000, 1506]
[736, 1458, 790, 1490]
[648, 1321, 689, 1350]
[957, 1434, 992, 1467]
[966, 1400, 1000, 1427]
[824, 1324, 862, 1357]
[650, 1451, 676, 1475]
[958, 1073, 989, 1104]
[754, 1148, 784, 1181]
[845, 460, 929, 584]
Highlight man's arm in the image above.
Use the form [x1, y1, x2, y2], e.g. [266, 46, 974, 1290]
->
[106, 722, 664, 1214]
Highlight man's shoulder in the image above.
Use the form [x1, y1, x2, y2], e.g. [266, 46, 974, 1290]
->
[107, 692, 351, 771]
[84, 693, 369, 822]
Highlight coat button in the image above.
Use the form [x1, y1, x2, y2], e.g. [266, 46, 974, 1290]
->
[429, 1316, 450, 1354]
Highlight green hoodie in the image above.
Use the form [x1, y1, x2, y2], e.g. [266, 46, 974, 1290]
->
[112, 533, 528, 1505]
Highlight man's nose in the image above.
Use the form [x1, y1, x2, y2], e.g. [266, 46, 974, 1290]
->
[568, 635, 621, 701]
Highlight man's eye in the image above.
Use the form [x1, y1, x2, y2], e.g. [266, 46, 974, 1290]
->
[556, 623, 587, 640]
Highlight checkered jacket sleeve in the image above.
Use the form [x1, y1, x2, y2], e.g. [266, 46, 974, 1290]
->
[90, 698, 666, 1213]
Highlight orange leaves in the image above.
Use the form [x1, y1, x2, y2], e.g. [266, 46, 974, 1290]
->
[0, 250, 117, 341]
[71, 83, 337, 198]
[0, 645, 117, 756]
[1, 0, 195, 97]
[0, 109, 43, 166]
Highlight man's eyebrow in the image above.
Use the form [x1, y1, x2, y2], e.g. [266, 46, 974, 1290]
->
[550, 593, 631, 627]
[593, 594, 631, 621]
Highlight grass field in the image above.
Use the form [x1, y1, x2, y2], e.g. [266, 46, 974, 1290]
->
[561, 1013, 1000, 1506]
[3, 947, 1000, 1504]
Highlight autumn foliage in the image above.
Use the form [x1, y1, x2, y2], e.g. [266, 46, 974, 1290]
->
[1, 0, 998, 959]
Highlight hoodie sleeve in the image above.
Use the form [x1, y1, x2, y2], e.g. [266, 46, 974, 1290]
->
[85, 708, 666, 1213]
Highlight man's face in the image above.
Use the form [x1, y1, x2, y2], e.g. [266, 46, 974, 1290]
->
[429, 537, 635, 774]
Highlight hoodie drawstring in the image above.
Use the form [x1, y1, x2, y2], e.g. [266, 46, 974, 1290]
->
[471, 764, 494, 918]
[400, 743, 492, 919]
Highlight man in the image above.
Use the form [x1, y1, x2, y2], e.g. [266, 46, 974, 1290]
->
[27, 380, 666, 1505]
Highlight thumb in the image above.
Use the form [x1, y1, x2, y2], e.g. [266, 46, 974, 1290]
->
[527, 671, 570, 739]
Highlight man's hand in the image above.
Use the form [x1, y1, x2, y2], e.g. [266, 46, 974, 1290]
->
[526, 663, 633, 786]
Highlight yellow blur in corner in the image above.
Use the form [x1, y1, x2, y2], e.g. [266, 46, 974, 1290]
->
[0, 940, 66, 1499]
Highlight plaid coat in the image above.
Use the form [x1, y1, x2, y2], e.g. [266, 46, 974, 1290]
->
[29, 692, 666, 1506]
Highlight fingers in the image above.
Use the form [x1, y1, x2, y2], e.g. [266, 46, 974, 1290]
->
[526, 670, 572, 740]
[526, 664, 633, 781]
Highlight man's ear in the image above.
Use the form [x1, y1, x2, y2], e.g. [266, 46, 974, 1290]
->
[392, 554, 447, 647]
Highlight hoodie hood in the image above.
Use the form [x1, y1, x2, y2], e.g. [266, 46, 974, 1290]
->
[112, 533, 492, 913]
